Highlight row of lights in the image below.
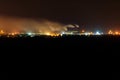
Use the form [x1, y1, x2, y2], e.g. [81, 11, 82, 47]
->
[1, 30, 120, 36]
[108, 30, 120, 35]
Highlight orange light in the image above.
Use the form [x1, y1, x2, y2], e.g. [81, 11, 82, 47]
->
[45, 32, 51, 36]
[90, 32, 93, 35]
[0, 30, 4, 34]
[11, 33, 15, 36]
[108, 30, 113, 34]
[115, 31, 119, 35]
[45, 32, 60, 37]
[82, 30, 85, 33]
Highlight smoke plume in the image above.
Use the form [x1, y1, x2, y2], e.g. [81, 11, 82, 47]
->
[0, 16, 68, 33]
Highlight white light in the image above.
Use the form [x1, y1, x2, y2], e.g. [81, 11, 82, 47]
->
[62, 32, 65, 34]
[85, 33, 88, 36]
[85, 32, 90, 36]
[95, 31, 101, 35]
[61, 32, 65, 36]
[27, 32, 32, 35]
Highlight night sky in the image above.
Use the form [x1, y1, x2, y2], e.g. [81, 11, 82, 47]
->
[0, 0, 120, 29]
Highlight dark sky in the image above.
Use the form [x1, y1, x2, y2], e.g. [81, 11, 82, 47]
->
[0, 0, 120, 27]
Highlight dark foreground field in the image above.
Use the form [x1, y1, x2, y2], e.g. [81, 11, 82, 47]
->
[112, 72, 120, 80]
[0, 72, 8, 80]
[0, 35, 119, 79]
[0, 35, 120, 56]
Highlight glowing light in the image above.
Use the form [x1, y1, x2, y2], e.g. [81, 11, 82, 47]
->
[14, 32, 19, 34]
[11, 33, 15, 36]
[45, 32, 51, 36]
[61, 32, 65, 36]
[85, 33, 88, 36]
[85, 32, 91, 36]
[82, 30, 85, 33]
[90, 32, 93, 35]
[95, 31, 101, 35]
[108, 30, 113, 34]
[27, 32, 32, 35]
[51, 33, 60, 36]
[0, 30, 4, 34]
[115, 31, 119, 35]
[61, 32, 65, 34]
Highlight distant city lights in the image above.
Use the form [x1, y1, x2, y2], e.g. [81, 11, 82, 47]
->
[45, 32, 51, 36]
[0, 30, 4, 34]
[108, 30, 113, 34]
[95, 31, 102, 35]
[0, 29, 120, 37]
[27, 32, 32, 36]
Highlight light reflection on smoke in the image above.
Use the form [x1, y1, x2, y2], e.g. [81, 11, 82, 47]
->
[0, 16, 74, 33]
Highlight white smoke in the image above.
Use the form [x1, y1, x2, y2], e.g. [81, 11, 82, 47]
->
[65, 24, 79, 28]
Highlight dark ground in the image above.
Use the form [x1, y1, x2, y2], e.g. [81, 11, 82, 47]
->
[0, 72, 8, 80]
[0, 35, 119, 79]
[112, 72, 120, 80]
[0, 35, 120, 56]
